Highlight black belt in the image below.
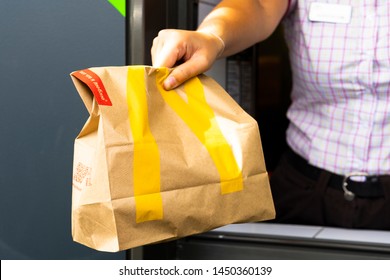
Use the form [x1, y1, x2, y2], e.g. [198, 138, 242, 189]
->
[285, 147, 385, 199]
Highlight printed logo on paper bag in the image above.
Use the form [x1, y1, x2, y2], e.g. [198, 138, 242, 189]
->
[73, 69, 112, 106]
[126, 67, 244, 224]
[156, 69, 244, 195]
[127, 67, 164, 223]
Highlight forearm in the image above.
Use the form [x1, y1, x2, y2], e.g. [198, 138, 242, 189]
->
[197, 0, 289, 57]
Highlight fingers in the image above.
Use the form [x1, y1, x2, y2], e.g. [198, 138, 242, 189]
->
[151, 29, 222, 90]
[163, 55, 211, 90]
[151, 30, 186, 68]
[152, 34, 178, 68]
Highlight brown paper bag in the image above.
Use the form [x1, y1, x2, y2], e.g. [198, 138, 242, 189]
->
[70, 66, 275, 252]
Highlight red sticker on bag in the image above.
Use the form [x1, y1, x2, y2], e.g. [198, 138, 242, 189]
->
[73, 69, 112, 106]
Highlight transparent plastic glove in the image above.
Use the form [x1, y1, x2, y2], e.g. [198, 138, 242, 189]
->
[151, 29, 225, 90]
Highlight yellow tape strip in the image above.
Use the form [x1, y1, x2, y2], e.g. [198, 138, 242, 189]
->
[156, 68, 243, 194]
[127, 67, 163, 223]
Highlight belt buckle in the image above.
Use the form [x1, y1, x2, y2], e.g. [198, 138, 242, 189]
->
[342, 172, 369, 201]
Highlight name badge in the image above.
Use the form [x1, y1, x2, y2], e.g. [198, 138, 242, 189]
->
[309, 2, 352, 24]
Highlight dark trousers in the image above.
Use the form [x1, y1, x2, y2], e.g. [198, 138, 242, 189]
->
[270, 149, 390, 230]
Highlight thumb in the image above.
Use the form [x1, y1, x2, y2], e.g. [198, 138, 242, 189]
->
[162, 56, 210, 90]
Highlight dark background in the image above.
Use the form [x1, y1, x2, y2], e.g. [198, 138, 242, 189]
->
[0, 0, 125, 259]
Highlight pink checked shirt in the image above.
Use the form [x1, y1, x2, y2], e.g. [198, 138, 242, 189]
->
[282, 0, 390, 176]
